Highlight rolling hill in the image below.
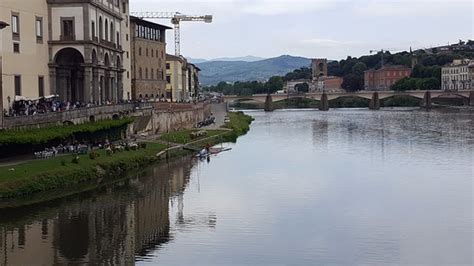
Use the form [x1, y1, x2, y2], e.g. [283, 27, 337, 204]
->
[196, 55, 311, 86]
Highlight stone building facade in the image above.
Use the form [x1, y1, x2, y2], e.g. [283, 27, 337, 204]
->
[441, 59, 473, 91]
[166, 54, 187, 102]
[130, 16, 170, 100]
[0, 0, 132, 109]
[312, 58, 328, 80]
[364, 65, 411, 91]
[186, 63, 200, 99]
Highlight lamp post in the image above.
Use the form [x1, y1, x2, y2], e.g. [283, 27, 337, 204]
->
[0, 21, 10, 129]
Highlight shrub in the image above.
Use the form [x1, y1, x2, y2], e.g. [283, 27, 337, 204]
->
[89, 151, 99, 160]
[60, 159, 66, 166]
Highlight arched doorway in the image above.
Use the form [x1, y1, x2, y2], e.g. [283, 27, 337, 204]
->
[54, 48, 85, 103]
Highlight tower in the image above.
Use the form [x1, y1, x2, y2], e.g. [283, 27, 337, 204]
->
[312, 58, 328, 81]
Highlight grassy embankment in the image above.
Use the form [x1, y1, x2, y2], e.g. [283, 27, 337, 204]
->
[0, 112, 253, 199]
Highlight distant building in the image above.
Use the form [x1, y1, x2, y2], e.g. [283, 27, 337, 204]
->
[166, 54, 188, 102]
[130, 16, 171, 100]
[312, 58, 328, 80]
[364, 65, 411, 91]
[285, 79, 316, 93]
[441, 59, 473, 91]
[186, 63, 201, 99]
[317, 76, 343, 92]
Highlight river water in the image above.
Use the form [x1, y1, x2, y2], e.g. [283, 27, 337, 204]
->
[0, 109, 473, 265]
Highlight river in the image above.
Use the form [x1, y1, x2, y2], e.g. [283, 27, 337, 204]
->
[0, 109, 473, 265]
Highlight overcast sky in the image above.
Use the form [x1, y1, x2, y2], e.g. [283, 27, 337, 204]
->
[130, 0, 473, 60]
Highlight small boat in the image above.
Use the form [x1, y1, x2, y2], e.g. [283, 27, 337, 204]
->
[196, 147, 232, 158]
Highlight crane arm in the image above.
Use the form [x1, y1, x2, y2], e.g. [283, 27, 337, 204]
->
[130, 12, 179, 19]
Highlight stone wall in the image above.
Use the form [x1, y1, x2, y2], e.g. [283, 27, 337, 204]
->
[131, 103, 211, 134]
[3, 104, 138, 129]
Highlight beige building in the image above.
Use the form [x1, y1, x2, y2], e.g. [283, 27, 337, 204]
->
[166, 54, 187, 102]
[186, 63, 201, 99]
[0, 0, 50, 111]
[0, 0, 131, 110]
[130, 16, 170, 100]
[441, 59, 473, 91]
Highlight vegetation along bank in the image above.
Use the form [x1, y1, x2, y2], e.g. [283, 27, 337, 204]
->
[0, 112, 253, 203]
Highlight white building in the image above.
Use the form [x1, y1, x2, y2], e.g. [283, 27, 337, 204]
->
[441, 59, 473, 91]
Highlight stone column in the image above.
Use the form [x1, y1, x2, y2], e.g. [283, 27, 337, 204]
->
[469, 91, 474, 106]
[83, 67, 93, 103]
[264, 94, 273, 112]
[319, 92, 329, 111]
[421, 91, 432, 109]
[369, 92, 380, 110]
[49, 67, 57, 96]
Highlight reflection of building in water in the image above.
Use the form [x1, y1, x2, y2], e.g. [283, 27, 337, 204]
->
[0, 197, 135, 265]
[312, 119, 329, 149]
[0, 157, 202, 264]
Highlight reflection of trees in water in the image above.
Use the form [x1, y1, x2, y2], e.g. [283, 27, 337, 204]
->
[0, 156, 203, 264]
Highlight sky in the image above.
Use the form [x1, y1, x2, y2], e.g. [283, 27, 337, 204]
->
[130, 0, 474, 60]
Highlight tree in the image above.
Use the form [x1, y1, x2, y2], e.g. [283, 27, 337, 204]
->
[266, 76, 284, 93]
[351, 62, 367, 76]
[342, 74, 363, 92]
[295, 83, 309, 93]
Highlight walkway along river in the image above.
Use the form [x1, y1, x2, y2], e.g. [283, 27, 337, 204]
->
[0, 108, 473, 265]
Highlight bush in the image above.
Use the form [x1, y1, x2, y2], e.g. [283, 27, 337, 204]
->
[139, 143, 147, 149]
[60, 159, 66, 166]
[89, 151, 99, 160]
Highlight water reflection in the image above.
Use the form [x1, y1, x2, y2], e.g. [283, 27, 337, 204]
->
[1, 109, 473, 265]
[0, 157, 199, 265]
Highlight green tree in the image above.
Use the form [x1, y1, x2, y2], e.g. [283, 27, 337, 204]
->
[342, 74, 363, 92]
[295, 83, 309, 93]
[351, 62, 367, 76]
[266, 76, 284, 93]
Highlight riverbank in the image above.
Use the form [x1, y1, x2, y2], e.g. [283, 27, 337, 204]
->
[0, 111, 253, 203]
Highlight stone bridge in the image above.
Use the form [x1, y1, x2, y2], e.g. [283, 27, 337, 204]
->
[224, 90, 474, 111]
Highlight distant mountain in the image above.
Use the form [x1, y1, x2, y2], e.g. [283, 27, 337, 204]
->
[188, 55, 266, 64]
[197, 55, 311, 86]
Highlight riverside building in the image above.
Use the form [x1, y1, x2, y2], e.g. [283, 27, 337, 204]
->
[0, 0, 132, 110]
[130, 16, 170, 100]
[441, 59, 473, 91]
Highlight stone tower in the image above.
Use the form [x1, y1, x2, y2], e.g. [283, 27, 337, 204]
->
[312, 58, 328, 80]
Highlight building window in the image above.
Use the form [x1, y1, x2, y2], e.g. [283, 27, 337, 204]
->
[126, 33, 128, 41]
[61, 18, 75, 40]
[145, 68, 148, 79]
[105, 19, 109, 41]
[166, 75, 171, 83]
[151, 68, 154, 79]
[38, 76, 45, 97]
[13, 42, 20, 53]
[99, 17, 103, 40]
[166, 63, 170, 70]
[14, 75, 22, 96]
[36, 17, 43, 42]
[11, 13, 20, 40]
[139, 47, 142, 56]
[91, 21, 96, 39]
[122, 2, 127, 13]
[139, 68, 142, 79]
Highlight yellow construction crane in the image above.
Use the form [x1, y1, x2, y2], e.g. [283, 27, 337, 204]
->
[131, 12, 213, 56]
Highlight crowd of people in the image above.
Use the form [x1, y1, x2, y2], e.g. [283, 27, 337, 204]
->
[3, 93, 213, 117]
